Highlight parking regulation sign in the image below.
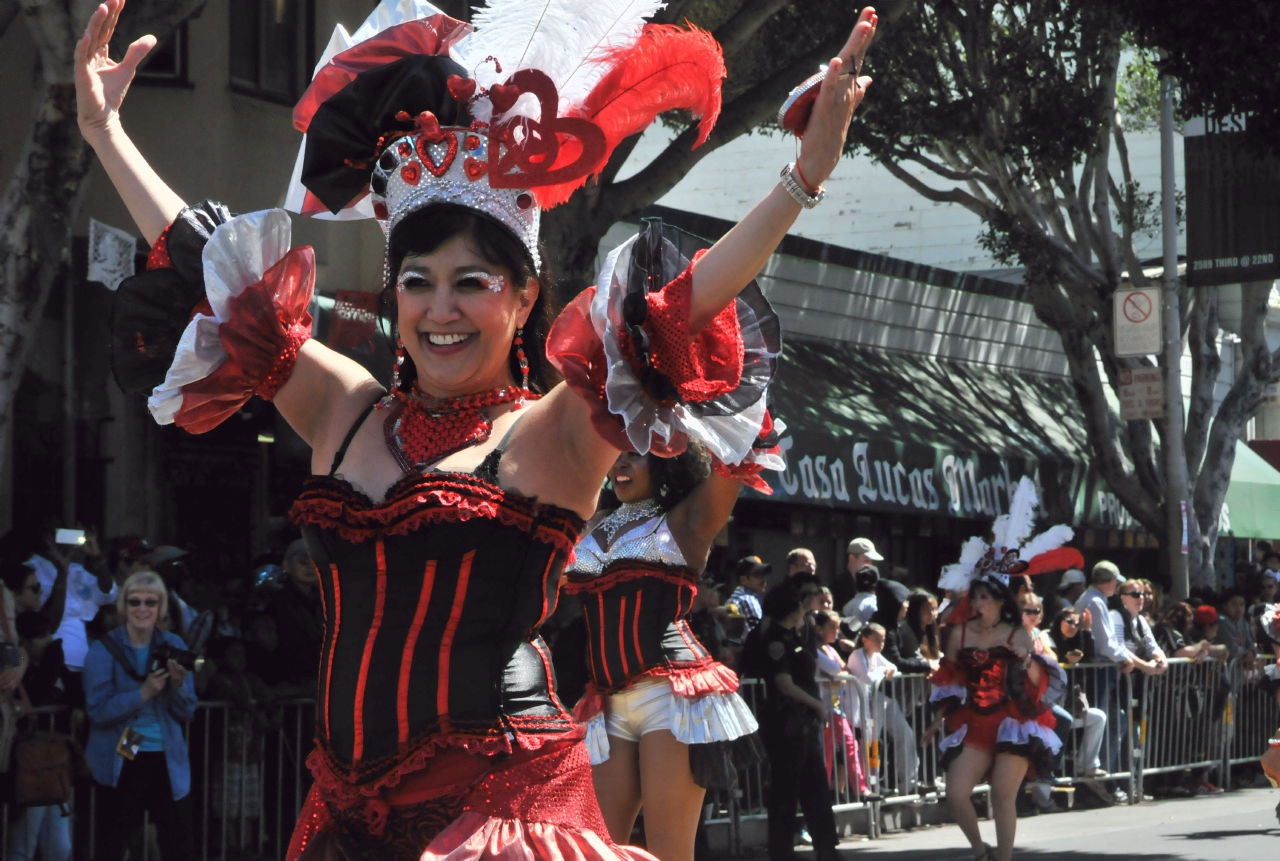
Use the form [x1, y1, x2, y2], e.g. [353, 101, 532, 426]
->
[1114, 287, 1162, 357]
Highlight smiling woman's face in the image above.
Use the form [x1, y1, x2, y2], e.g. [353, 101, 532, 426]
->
[608, 452, 655, 503]
[396, 234, 538, 398]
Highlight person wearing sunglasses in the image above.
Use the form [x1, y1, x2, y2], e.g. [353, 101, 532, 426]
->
[84, 570, 197, 861]
[1111, 585, 1167, 676]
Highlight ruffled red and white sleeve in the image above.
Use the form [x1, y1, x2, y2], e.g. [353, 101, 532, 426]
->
[112, 206, 314, 434]
[547, 225, 781, 467]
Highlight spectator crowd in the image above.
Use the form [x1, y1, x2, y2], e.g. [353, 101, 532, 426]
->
[0, 521, 325, 861]
[0, 518, 1277, 861]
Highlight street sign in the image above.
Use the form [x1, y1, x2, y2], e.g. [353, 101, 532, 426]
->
[1184, 114, 1280, 287]
[1113, 287, 1162, 357]
[1118, 368, 1164, 421]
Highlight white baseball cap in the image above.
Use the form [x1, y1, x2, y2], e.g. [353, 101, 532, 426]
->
[846, 538, 884, 561]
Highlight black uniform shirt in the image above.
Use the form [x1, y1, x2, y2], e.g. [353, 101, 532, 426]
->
[762, 623, 819, 708]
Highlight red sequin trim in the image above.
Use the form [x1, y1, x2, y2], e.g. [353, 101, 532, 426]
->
[632, 250, 744, 403]
[627, 657, 740, 697]
[563, 559, 696, 595]
[711, 456, 770, 494]
[146, 225, 172, 271]
[255, 322, 311, 401]
[289, 472, 583, 558]
[306, 719, 583, 812]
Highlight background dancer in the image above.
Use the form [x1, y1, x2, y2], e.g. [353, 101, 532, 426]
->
[924, 478, 1076, 861]
[567, 445, 773, 861]
[77, 0, 880, 856]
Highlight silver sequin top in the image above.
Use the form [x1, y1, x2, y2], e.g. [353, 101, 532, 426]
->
[567, 501, 687, 575]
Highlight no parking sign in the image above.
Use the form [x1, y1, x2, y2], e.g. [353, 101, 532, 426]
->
[1113, 286, 1162, 357]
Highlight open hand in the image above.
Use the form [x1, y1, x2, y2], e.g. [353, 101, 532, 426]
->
[796, 7, 878, 189]
[75, 0, 157, 136]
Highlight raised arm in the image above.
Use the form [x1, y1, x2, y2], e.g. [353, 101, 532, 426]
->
[78, 0, 382, 459]
[75, 0, 183, 243]
[667, 471, 742, 572]
[689, 8, 877, 330]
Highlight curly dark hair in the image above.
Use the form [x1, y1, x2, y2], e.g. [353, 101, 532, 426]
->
[382, 204, 561, 395]
[646, 440, 712, 511]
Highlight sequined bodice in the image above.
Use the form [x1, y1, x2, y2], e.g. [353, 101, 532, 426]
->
[563, 502, 711, 692]
[566, 503, 685, 575]
[289, 470, 584, 784]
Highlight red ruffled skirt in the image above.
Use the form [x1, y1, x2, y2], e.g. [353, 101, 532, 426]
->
[287, 740, 653, 861]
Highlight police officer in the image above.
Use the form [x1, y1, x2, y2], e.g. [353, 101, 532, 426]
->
[759, 582, 839, 861]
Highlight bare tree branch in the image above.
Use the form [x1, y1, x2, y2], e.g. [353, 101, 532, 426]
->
[713, 0, 792, 59]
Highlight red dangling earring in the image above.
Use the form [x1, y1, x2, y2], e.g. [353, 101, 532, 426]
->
[393, 338, 407, 390]
[514, 326, 529, 398]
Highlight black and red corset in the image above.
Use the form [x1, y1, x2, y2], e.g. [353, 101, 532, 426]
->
[564, 560, 714, 694]
[290, 471, 584, 786]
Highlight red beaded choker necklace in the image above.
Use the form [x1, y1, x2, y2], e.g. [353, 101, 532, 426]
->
[381, 384, 536, 473]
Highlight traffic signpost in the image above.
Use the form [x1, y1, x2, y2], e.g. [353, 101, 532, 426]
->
[1118, 368, 1165, 421]
[1114, 286, 1162, 357]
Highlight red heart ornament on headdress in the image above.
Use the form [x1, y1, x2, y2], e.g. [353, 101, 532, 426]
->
[416, 133, 458, 177]
[464, 157, 487, 180]
[487, 70, 606, 191]
[415, 111, 445, 142]
[447, 74, 477, 102]
[489, 83, 521, 114]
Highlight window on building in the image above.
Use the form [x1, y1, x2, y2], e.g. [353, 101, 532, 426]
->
[229, 0, 315, 104]
[135, 23, 190, 87]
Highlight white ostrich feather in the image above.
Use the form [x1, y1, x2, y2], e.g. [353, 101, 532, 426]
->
[1002, 477, 1039, 552]
[989, 514, 1010, 554]
[452, 0, 664, 122]
[1019, 525, 1075, 562]
[938, 536, 990, 592]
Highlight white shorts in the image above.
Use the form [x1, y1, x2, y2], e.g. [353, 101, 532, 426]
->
[604, 680, 673, 742]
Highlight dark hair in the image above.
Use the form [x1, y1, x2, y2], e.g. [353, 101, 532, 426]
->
[763, 581, 802, 623]
[1160, 601, 1194, 634]
[968, 578, 1019, 627]
[906, 588, 941, 659]
[646, 440, 712, 512]
[383, 204, 561, 395]
[854, 564, 880, 593]
[15, 610, 52, 641]
[0, 559, 33, 594]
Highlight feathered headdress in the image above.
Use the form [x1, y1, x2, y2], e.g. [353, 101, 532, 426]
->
[938, 477, 1083, 607]
[284, 0, 725, 270]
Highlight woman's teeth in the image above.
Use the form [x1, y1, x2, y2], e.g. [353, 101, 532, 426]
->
[427, 333, 473, 346]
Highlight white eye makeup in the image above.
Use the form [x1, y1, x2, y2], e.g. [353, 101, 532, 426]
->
[396, 271, 428, 294]
[459, 271, 506, 293]
[395, 270, 506, 293]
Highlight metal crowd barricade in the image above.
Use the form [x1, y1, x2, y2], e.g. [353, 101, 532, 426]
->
[1223, 654, 1280, 790]
[818, 675, 877, 832]
[1055, 661, 1136, 801]
[1139, 657, 1229, 792]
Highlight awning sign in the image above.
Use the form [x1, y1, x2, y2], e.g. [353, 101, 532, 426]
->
[763, 432, 1083, 524]
[1184, 114, 1280, 287]
[1113, 287, 1162, 357]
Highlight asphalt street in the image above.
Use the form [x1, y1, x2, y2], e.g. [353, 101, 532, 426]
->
[814, 788, 1280, 860]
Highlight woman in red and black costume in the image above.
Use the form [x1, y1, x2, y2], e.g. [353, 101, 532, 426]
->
[923, 478, 1074, 861]
[567, 419, 778, 861]
[77, 0, 878, 858]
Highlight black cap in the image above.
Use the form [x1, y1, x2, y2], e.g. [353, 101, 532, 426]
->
[733, 556, 772, 581]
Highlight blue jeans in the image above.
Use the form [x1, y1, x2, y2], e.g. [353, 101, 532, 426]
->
[8, 805, 73, 861]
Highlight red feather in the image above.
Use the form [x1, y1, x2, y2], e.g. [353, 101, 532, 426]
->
[533, 23, 725, 208]
[1023, 547, 1085, 577]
